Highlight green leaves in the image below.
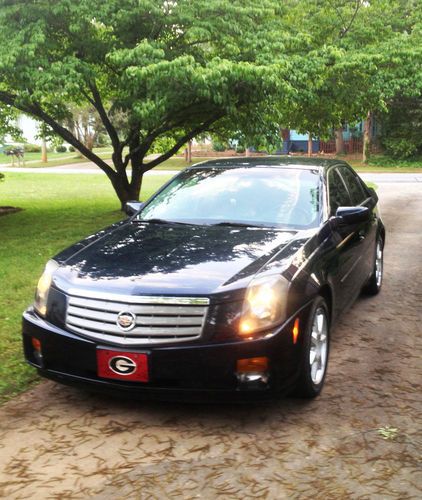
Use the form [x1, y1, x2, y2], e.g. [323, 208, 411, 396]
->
[0, 0, 292, 138]
[272, 0, 422, 141]
[1, 0, 421, 201]
[0, 105, 23, 143]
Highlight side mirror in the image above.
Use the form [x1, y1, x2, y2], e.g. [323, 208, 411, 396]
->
[335, 206, 370, 225]
[125, 201, 144, 216]
[367, 187, 378, 205]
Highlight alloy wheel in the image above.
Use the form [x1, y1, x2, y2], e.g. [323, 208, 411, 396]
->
[309, 307, 328, 385]
[375, 241, 383, 288]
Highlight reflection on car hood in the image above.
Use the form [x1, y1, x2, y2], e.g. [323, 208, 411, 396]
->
[54, 222, 299, 296]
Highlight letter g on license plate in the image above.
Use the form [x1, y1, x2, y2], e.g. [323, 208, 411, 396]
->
[97, 349, 149, 382]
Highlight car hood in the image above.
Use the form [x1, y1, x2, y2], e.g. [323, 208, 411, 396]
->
[54, 221, 298, 297]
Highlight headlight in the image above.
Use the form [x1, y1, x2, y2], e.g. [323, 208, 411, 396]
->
[34, 260, 59, 316]
[239, 275, 289, 336]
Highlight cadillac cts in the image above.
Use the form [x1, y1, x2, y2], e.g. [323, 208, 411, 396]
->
[22, 157, 385, 400]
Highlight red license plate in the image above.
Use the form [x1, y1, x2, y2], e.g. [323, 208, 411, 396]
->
[97, 349, 149, 382]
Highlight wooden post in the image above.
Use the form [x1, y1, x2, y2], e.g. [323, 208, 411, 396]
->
[335, 128, 345, 155]
[41, 137, 48, 163]
[362, 111, 372, 163]
[307, 133, 313, 157]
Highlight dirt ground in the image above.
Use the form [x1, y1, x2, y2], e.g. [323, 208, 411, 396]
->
[0, 182, 421, 499]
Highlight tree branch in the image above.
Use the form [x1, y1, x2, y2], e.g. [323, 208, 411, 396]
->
[143, 113, 224, 171]
[122, 100, 212, 165]
[338, 0, 362, 39]
[331, 0, 362, 39]
[0, 90, 117, 179]
[88, 81, 121, 153]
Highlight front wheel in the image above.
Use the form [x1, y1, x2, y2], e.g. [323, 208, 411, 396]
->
[293, 297, 330, 398]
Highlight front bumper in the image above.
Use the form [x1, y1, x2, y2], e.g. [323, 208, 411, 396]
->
[22, 306, 311, 401]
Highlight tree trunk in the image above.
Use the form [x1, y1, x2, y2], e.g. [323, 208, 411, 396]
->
[111, 173, 143, 211]
[280, 128, 290, 155]
[335, 128, 345, 154]
[41, 137, 47, 162]
[362, 111, 372, 163]
[307, 133, 313, 157]
[245, 147, 250, 157]
[187, 140, 192, 163]
[113, 141, 145, 210]
[85, 135, 95, 151]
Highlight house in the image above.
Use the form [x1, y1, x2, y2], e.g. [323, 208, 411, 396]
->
[281, 119, 380, 154]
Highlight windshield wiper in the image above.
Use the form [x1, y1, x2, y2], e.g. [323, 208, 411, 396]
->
[137, 218, 192, 226]
[211, 221, 268, 228]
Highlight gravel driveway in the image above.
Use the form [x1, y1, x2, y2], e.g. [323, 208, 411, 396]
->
[0, 182, 421, 499]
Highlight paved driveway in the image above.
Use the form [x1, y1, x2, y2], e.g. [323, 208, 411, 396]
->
[0, 182, 421, 499]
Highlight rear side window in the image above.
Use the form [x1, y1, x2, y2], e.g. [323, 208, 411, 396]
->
[328, 168, 352, 215]
[338, 166, 367, 205]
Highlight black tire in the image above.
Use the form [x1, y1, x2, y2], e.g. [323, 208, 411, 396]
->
[293, 296, 330, 398]
[362, 237, 383, 296]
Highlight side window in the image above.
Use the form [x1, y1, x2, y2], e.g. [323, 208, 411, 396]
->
[328, 168, 352, 215]
[338, 166, 367, 205]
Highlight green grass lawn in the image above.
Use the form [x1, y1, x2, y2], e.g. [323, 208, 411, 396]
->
[0, 172, 171, 403]
[1, 147, 113, 168]
[153, 156, 212, 170]
[7, 150, 422, 173]
[1, 149, 206, 170]
[348, 160, 422, 173]
[160, 155, 422, 172]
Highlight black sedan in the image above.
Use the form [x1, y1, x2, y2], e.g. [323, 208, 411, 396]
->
[22, 157, 385, 400]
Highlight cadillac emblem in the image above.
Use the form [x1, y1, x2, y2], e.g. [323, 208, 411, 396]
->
[116, 311, 136, 331]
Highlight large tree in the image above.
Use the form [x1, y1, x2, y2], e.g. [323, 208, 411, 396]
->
[279, 0, 422, 160]
[0, 0, 294, 208]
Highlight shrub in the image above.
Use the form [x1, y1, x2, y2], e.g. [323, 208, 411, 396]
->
[150, 136, 178, 154]
[379, 96, 422, 159]
[68, 146, 75, 152]
[96, 133, 110, 146]
[212, 141, 226, 152]
[367, 154, 422, 168]
[24, 143, 41, 153]
[236, 145, 245, 154]
[56, 145, 67, 153]
[382, 138, 418, 159]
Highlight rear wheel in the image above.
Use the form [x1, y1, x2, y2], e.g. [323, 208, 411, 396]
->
[293, 297, 330, 398]
[362, 238, 383, 295]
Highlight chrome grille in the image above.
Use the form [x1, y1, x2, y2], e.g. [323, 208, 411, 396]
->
[65, 291, 209, 345]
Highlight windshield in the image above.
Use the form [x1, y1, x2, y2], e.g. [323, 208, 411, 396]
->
[139, 166, 320, 229]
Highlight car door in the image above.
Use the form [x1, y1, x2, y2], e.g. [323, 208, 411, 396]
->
[327, 167, 367, 314]
[337, 166, 377, 285]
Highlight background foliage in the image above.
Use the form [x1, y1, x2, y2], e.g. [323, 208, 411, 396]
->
[0, 0, 422, 205]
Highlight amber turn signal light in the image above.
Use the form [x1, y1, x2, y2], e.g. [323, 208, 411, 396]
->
[236, 356, 268, 373]
[292, 317, 300, 344]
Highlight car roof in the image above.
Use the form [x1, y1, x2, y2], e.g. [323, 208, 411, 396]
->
[188, 156, 348, 171]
